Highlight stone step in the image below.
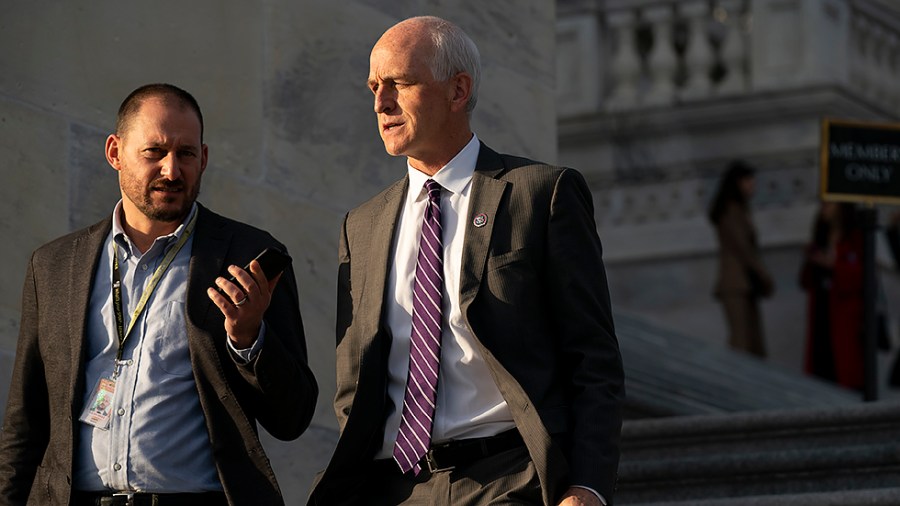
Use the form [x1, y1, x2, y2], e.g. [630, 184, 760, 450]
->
[617, 403, 900, 504]
[623, 488, 900, 506]
[621, 402, 900, 459]
[615, 312, 859, 417]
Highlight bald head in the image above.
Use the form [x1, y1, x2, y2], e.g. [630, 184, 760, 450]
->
[375, 16, 481, 113]
[368, 16, 479, 174]
[116, 83, 204, 142]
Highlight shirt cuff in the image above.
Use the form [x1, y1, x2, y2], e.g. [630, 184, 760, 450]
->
[227, 321, 266, 363]
[571, 485, 606, 506]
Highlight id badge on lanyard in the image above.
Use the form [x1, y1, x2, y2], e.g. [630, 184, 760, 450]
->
[79, 211, 196, 430]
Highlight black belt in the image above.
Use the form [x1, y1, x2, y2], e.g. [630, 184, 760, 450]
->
[72, 491, 226, 506]
[424, 429, 525, 473]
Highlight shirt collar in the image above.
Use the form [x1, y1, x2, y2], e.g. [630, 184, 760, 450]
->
[407, 133, 480, 199]
[112, 201, 198, 259]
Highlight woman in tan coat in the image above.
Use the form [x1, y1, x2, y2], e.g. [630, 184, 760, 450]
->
[709, 161, 774, 357]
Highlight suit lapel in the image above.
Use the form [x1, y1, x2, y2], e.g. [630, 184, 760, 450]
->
[360, 178, 408, 336]
[185, 205, 231, 354]
[68, 219, 112, 403]
[459, 144, 507, 311]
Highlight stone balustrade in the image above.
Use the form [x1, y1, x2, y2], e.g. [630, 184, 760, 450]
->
[849, 0, 900, 112]
[557, 0, 900, 116]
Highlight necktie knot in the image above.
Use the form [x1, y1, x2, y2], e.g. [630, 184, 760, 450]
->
[424, 179, 442, 204]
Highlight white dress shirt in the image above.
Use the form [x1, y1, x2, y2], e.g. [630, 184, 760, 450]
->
[378, 134, 516, 458]
[375, 136, 607, 505]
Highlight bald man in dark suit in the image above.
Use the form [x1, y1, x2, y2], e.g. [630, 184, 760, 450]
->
[309, 16, 624, 506]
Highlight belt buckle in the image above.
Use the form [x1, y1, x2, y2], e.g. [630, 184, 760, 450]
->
[425, 451, 455, 473]
[112, 492, 135, 506]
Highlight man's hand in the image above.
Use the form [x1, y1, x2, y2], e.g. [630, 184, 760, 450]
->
[207, 259, 282, 348]
[557, 487, 602, 506]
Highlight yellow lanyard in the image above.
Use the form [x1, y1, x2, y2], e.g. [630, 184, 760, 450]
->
[111, 211, 197, 377]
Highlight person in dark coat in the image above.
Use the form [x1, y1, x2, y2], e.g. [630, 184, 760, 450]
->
[800, 202, 865, 390]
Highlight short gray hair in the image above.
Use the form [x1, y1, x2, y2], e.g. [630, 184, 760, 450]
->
[414, 16, 482, 114]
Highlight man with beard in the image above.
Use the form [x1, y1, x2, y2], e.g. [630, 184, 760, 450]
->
[0, 83, 318, 506]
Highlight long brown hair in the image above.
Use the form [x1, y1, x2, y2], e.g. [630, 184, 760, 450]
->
[709, 160, 755, 224]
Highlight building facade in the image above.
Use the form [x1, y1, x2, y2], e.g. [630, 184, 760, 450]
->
[556, 0, 900, 380]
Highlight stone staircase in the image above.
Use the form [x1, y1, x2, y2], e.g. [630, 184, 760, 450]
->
[616, 402, 900, 505]
[615, 312, 859, 417]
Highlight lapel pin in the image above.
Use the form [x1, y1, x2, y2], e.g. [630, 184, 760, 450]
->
[473, 213, 488, 228]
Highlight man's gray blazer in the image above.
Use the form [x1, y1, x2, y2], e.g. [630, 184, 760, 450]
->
[0, 204, 318, 505]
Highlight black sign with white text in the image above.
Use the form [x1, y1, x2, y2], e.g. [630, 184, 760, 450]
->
[821, 119, 900, 204]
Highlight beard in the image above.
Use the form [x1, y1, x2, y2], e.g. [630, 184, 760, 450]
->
[121, 173, 201, 223]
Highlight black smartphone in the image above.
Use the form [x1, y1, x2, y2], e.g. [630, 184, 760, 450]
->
[216, 247, 292, 295]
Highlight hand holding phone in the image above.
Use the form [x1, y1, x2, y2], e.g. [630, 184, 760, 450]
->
[242, 247, 292, 281]
[216, 247, 292, 297]
[210, 247, 292, 349]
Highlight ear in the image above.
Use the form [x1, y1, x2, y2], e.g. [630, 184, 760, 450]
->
[105, 134, 122, 171]
[200, 143, 209, 174]
[448, 72, 473, 113]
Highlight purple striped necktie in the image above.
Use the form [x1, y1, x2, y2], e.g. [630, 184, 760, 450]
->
[394, 179, 444, 475]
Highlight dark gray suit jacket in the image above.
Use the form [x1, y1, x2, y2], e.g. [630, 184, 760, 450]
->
[309, 144, 624, 505]
[0, 204, 318, 506]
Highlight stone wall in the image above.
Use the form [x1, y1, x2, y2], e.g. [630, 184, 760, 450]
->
[0, 1, 556, 502]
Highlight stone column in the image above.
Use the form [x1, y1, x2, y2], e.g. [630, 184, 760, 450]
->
[644, 4, 678, 106]
[716, 0, 748, 95]
[681, 0, 715, 100]
[607, 8, 641, 110]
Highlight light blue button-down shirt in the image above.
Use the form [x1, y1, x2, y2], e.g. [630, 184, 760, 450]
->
[73, 202, 223, 492]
